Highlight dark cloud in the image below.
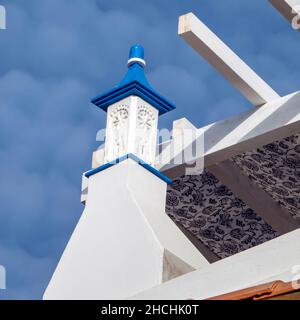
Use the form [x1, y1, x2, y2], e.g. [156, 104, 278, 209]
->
[0, 0, 299, 299]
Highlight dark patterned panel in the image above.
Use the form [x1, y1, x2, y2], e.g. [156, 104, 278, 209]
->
[233, 134, 300, 218]
[166, 171, 278, 259]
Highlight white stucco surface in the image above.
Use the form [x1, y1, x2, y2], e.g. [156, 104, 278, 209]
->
[44, 159, 208, 300]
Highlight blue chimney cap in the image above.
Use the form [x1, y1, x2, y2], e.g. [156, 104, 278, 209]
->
[129, 44, 144, 59]
[127, 44, 146, 68]
[91, 45, 176, 115]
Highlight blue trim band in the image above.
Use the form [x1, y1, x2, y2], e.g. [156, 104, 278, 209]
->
[84, 153, 172, 185]
[91, 80, 175, 115]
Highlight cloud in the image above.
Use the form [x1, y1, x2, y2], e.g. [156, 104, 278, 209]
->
[0, 0, 299, 299]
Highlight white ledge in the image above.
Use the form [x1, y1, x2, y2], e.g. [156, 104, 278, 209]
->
[131, 229, 300, 300]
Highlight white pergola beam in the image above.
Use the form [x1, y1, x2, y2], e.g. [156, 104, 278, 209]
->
[157, 91, 300, 178]
[269, 0, 300, 27]
[209, 160, 300, 234]
[178, 13, 280, 107]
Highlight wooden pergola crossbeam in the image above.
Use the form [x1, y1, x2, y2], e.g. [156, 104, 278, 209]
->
[208, 160, 300, 234]
[269, 0, 300, 28]
[157, 91, 300, 178]
[178, 13, 280, 107]
[156, 13, 300, 178]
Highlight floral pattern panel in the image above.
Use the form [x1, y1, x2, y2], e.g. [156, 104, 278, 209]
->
[233, 134, 300, 218]
[166, 171, 278, 259]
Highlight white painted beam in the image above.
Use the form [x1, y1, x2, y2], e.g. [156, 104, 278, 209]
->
[269, 0, 300, 29]
[208, 160, 300, 234]
[174, 221, 220, 263]
[178, 13, 280, 106]
[157, 91, 300, 178]
[132, 229, 300, 300]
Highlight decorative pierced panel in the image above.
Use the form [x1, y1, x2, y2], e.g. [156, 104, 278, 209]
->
[166, 171, 278, 259]
[105, 103, 130, 162]
[104, 96, 158, 165]
[233, 134, 300, 219]
[134, 103, 158, 165]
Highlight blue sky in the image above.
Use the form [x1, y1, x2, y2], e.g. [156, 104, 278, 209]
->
[0, 0, 299, 299]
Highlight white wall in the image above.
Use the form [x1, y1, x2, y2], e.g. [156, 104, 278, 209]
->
[44, 159, 208, 300]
